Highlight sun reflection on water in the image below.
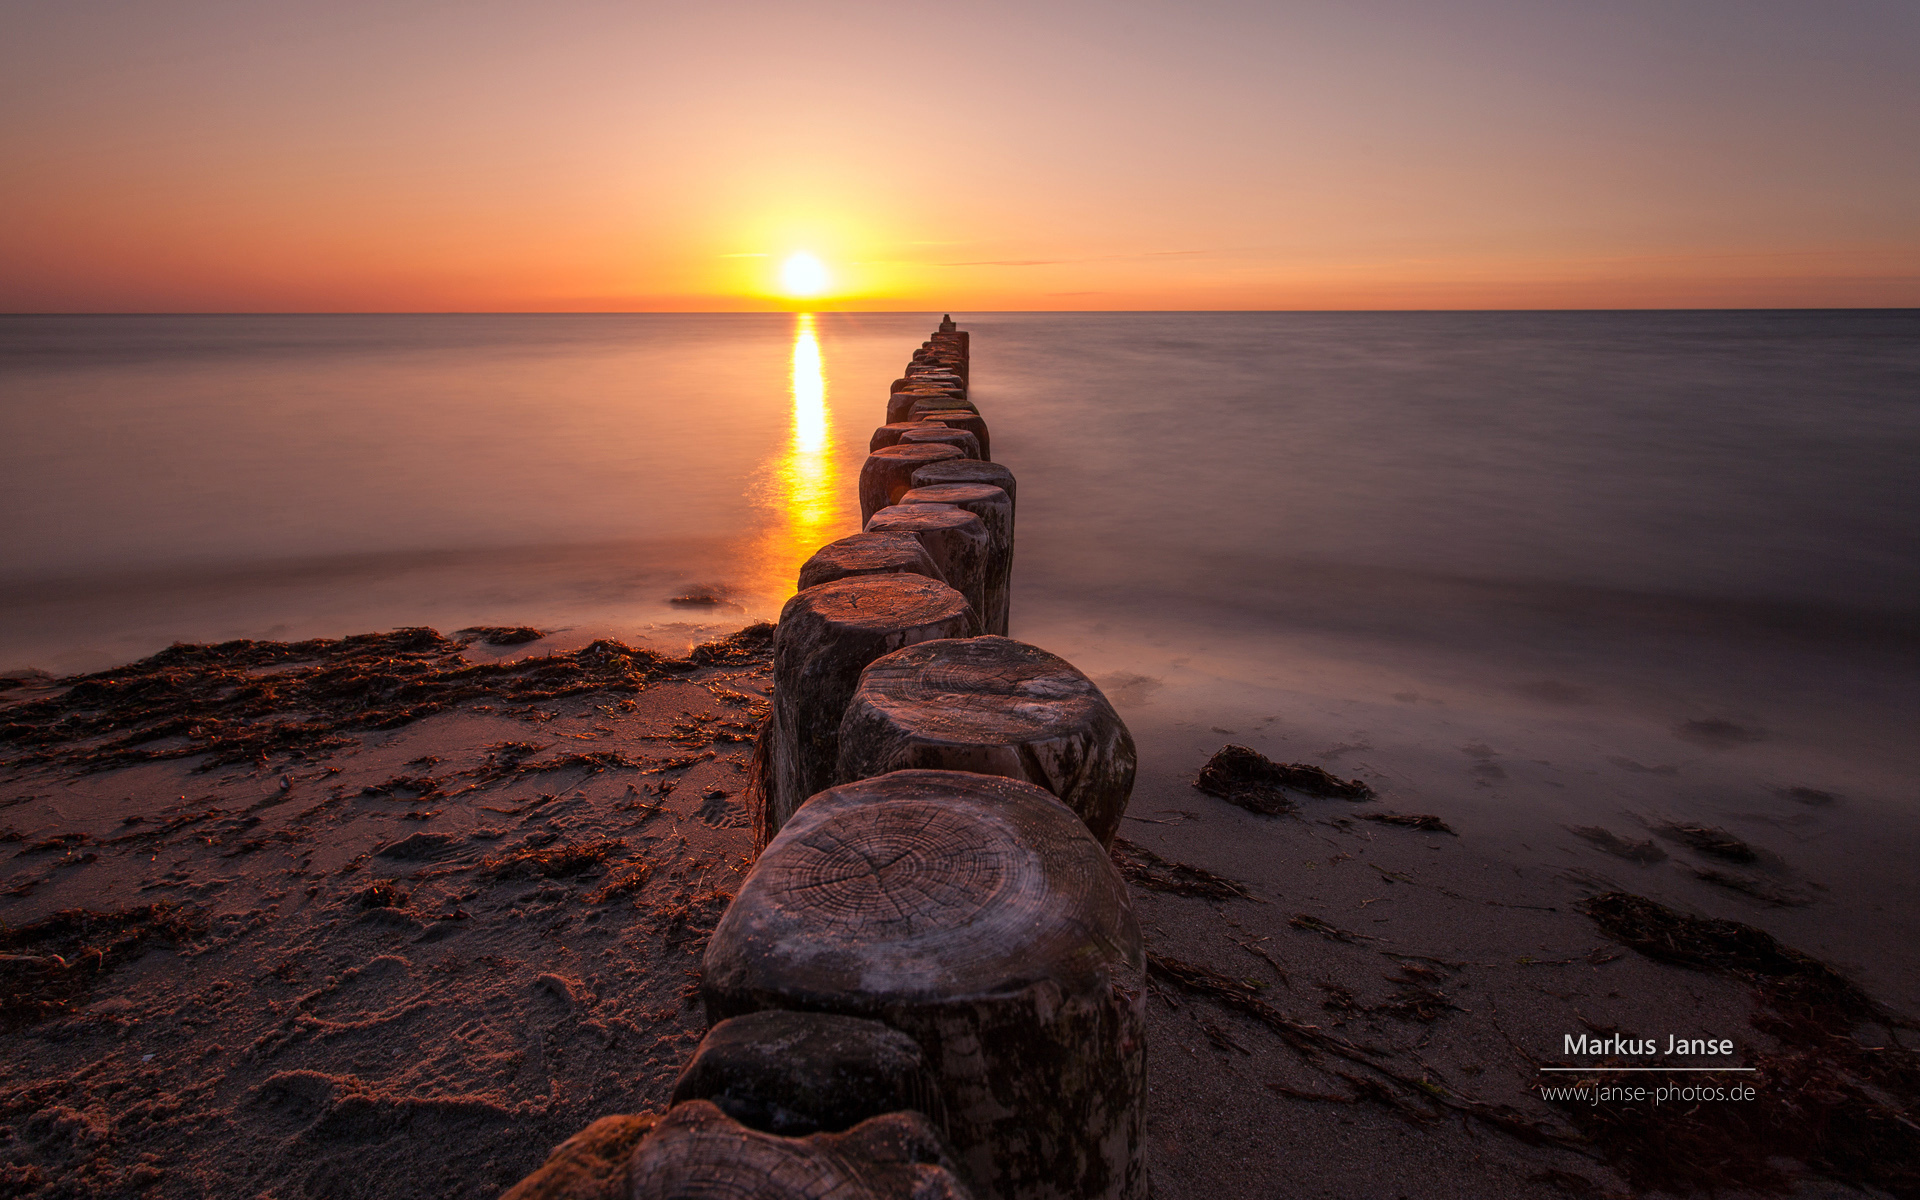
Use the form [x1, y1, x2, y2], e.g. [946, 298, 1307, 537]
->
[750, 313, 855, 608]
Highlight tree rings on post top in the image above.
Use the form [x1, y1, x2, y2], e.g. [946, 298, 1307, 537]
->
[860, 443, 965, 526]
[702, 769, 1146, 1200]
[627, 1100, 973, 1200]
[909, 459, 1017, 514]
[797, 532, 945, 593]
[899, 426, 982, 460]
[767, 575, 978, 842]
[865, 505, 992, 631]
[836, 636, 1135, 848]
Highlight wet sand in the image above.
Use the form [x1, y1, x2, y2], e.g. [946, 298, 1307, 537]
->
[2, 624, 1914, 1200]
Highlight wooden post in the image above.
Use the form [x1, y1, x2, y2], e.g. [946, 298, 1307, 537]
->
[798, 531, 946, 592]
[899, 483, 1011, 635]
[860, 443, 964, 525]
[892, 376, 966, 395]
[767, 575, 978, 841]
[670, 1010, 941, 1136]
[628, 1101, 974, 1199]
[870, 422, 931, 452]
[888, 389, 965, 424]
[899, 426, 981, 460]
[909, 459, 1017, 513]
[909, 396, 979, 416]
[864, 504, 992, 629]
[915, 411, 991, 460]
[835, 636, 1135, 848]
[703, 769, 1148, 1200]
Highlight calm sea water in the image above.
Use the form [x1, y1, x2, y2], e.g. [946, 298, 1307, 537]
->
[4, 310, 1918, 989]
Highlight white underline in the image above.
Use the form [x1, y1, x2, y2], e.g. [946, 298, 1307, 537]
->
[1538, 1067, 1756, 1072]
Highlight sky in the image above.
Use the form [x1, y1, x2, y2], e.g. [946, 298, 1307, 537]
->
[2, 0, 1917, 312]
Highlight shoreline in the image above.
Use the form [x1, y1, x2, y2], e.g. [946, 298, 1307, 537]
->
[2, 621, 1915, 1198]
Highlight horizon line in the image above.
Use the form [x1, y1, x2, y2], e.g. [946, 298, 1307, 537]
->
[5, 306, 1918, 317]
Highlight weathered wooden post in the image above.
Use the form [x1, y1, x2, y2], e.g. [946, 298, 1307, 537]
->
[870, 422, 931, 452]
[888, 389, 964, 424]
[860, 443, 964, 525]
[628, 1101, 973, 1199]
[835, 637, 1135, 848]
[767, 575, 978, 842]
[909, 395, 979, 415]
[865, 504, 992, 627]
[703, 769, 1148, 1200]
[892, 376, 965, 396]
[671, 1010, 942, 1136]
[797, 531, 945, 592]
[910, 459, 1017, 513]
[899, 483, 1011, 635]
[916, 412, 992, 460]
[899, 426, 981, 460]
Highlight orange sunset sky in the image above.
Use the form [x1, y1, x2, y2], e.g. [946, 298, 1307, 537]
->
[3, 0, 1917, 312]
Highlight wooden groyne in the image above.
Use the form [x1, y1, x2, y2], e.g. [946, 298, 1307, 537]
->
[506, 318, 1144, 1200]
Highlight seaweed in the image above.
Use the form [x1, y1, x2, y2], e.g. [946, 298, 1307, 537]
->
[357, 881, 409, 909]
[0, 904, 205, 1029]
[1109, 838, 1256, 901]
[1566, 892, 1920, 1197]
[1690, 868, 1810, 907]
[1288, 913, 1372, 943]
[1360, 812, 1455, 835]
[360, 775, 439, 797]
[1573, 826, 1667, 864]
[480, 838, 626, 880]
[1656, 822, 1758, 863]
[1148, 955, 1566, 1145]
[457, 626, 544, 646]
[0, 624, 773, 773]
[1193, 745, 1372, 815]
[586, 862, 655, 904]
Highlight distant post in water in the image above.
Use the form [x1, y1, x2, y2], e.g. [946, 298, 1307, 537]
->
[859, 443, 964, 524]
[865, 504, 992, 629]
[900, 482, 1011, 635]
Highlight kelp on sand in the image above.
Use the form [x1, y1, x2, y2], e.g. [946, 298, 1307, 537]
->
[1558, 892, 1920, 1198]
[0, 624, 774, 773]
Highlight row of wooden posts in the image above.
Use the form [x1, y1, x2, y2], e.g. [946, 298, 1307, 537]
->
[528, 320, 1149, 1199]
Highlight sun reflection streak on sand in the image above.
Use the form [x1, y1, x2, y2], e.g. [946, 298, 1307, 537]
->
[748, 313, 856, 610]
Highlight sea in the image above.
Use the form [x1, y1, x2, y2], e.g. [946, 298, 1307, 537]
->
[3, 311, 1917, 997]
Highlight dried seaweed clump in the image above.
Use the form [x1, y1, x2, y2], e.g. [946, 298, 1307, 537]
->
[1109, 838, 1254, 901]
[1360, 812, 1455, 835]
[1573, 826, 1667, 864]
[0, 623, 775, 773]
[481, 838, 627, 880]
[1564, 892, 1920, 1197]
[1193, 745, 1372, 815]
[458, 626, 545, 646]
[0, 904, 205, 1029]
[1655, 822, 1758, 863]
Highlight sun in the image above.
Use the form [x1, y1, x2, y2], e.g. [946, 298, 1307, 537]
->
[779, 252, 831, 298]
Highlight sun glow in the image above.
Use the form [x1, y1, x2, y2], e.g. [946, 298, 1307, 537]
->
[780, 252, 831, 298]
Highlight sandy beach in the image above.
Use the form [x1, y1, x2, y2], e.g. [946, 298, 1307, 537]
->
[3, 619, 1912, 1199]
